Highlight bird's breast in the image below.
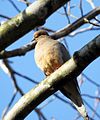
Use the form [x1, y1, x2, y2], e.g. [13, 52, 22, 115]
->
[34, 42, 64, 76]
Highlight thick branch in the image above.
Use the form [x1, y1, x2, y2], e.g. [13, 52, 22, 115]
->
[3, 35, 100, 120]
[0, 0, 69, 52]
[0, 7, 100, 59]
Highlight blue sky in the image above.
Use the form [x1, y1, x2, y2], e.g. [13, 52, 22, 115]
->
[0, 0, 100, 120]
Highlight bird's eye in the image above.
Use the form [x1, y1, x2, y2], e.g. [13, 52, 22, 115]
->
[34, 33, 40, 38]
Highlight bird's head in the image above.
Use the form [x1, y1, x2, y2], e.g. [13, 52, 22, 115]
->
[34, 30, 49, 42]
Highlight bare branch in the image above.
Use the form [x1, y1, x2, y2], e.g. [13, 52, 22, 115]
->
[84, 100, 100, 119]
[0, 59, 25, 119]
[82, 94, 100, 100]
[79, 0, 84, 17]
[63, 5, 71, 24]
[51, 7, 100, 39]
[14, 70, 39, 84]
[0, 14, 11, 20]
[35, 108, 47, 120]
[2, 91, 17, 119]
[0, 7, 100, 59]
[0, 0, 70, 52]
[0, 41, 36, 59]
[7, 0, 21, 13]
[92, 88, 100, 118]
[86, 0, 96, 9]
[84, 18, 100, 27]
[2, 59, 24, 96]
[69, 24, 100, 37]
[82, 73, 100, 87]
[94, 17, 100, 23]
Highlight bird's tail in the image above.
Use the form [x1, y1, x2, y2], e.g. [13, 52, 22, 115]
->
[60, 78, 89, 120]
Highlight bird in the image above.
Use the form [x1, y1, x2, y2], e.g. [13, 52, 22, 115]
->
[34, 30, 89, 120]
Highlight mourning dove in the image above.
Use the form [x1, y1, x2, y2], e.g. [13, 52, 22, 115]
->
[34, 30, 89, 120]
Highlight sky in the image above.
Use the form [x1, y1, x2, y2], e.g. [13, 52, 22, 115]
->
[0, 0, 100, 120]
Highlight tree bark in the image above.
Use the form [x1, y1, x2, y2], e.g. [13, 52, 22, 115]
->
[0, 0, 69, 52]
[0, 7, 100, 59]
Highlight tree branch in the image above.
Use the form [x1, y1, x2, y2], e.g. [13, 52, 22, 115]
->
[0, 7, 100, 59]
[3, 35, 100, 120]
[0, 0, 70, 52]
[0, 41, 36, 59]
[51, 7, 100, 39]
[7, 0, 21, 13]
[0, 14, 11, 20]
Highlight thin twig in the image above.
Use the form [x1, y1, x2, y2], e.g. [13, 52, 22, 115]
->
[7, 0, 21, 13]
[84, 100, 100, 119]
[51, 7, 100, 39]
[0, 14, 11, 19]
[14, 70, 39, 84]
[79, 0, 84, 17]
[2, 59, 24, 95]
[82, 94, 100, 100]
[35, 108, 47, 120]
[63, 5, 71, 24]
[84, 18, 100, 27]
[82, 73, 100, 87]
[2, 91, 17, 119]
[94, 17, 100, 23]
[86, 0, 95, 9]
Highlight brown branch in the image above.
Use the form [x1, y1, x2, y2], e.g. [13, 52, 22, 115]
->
[51, 7, 100, 39]
[0, 41, 36, 59]
[0, 7, 100, 59]
[3, 35, 100, 120]
[0, 0, 70, 52]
